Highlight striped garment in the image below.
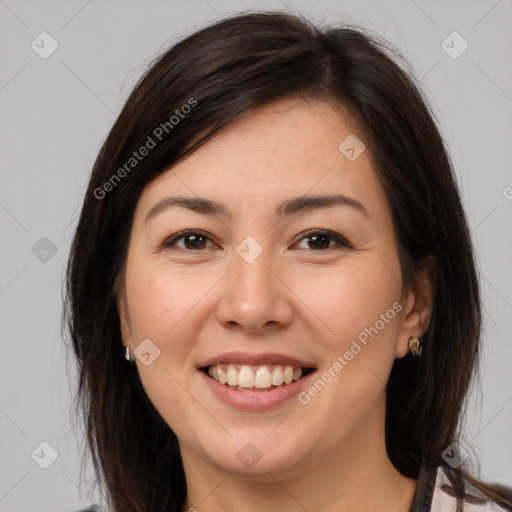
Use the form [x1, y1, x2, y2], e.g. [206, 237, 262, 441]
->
[411, 459, 512, 511]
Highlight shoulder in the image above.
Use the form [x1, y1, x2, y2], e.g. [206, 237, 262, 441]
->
[431, 465, 512, 511]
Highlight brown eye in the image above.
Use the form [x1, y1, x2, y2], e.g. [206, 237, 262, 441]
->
[163, 230, 215, 250]
[295, 230, 352, 251]
[162, 229, 352, 252]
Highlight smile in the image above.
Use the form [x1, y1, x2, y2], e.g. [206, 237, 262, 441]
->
[204, 363, 315, 391]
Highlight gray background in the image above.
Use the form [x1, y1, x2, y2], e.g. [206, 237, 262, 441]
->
[0, 1, 511, 510]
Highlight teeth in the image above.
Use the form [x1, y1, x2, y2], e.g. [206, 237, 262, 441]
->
[206, 363, 306, 390]
[217, 366, 227, 384]
[226, 366, 238, 386]
[271, 365, 284, 385]
[239, 365, 255, 387]
[283, 366, 294, 384]
[254, 366, 272, 388]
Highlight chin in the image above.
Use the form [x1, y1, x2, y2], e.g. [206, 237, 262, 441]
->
[196, 430, 309, 477]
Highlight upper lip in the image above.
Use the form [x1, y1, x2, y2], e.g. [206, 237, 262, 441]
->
[198, 352, 316, 369]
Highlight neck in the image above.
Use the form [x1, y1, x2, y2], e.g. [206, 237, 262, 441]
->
[180, 395, 417, 512]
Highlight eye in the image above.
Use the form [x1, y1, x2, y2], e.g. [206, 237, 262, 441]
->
[294, 229, 353, 251]
[162, 230, 216, 250]
[162, 229, 352, 252]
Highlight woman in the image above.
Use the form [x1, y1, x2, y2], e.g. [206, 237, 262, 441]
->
[64, 10, 512, 512]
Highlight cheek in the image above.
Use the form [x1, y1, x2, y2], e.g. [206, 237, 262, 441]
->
[124, 266, 205, 432]
[123, 263, 222, 390]
[302, 256, 402, 341]
[296, 259, 402, 436]
[126, 264, 205, 342]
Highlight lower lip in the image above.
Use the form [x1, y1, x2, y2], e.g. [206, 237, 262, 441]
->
[199, 370, 316, 411]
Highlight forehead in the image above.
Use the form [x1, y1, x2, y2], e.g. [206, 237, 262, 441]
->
[134, 96, 383, 220]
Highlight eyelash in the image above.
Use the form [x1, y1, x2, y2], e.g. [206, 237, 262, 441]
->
[161, 229, 353, 252]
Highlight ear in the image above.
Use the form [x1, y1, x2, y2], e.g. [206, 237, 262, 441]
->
[396, 255, 436, 359]
[117, 287, 134, 350]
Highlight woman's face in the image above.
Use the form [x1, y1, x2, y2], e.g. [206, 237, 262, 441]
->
[118, 96, 425, 477]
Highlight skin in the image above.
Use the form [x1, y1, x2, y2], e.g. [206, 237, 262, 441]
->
[118, 96, 435, 512]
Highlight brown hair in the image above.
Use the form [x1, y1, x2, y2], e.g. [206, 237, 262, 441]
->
[63, 10, 512, 512]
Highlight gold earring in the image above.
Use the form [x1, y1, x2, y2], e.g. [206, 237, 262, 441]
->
[125, 346, 134, 361]
[408, 337, 422, 356]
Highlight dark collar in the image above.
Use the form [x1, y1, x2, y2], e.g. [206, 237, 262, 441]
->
[408, 459, 438, 512]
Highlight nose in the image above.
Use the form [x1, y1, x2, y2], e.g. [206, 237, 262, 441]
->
[215, 248, 294, 334]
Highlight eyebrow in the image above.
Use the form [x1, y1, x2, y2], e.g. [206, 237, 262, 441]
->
[144, 194, 370, 225]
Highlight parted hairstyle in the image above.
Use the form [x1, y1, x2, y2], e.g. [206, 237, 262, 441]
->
[63, 10, 512, 512]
